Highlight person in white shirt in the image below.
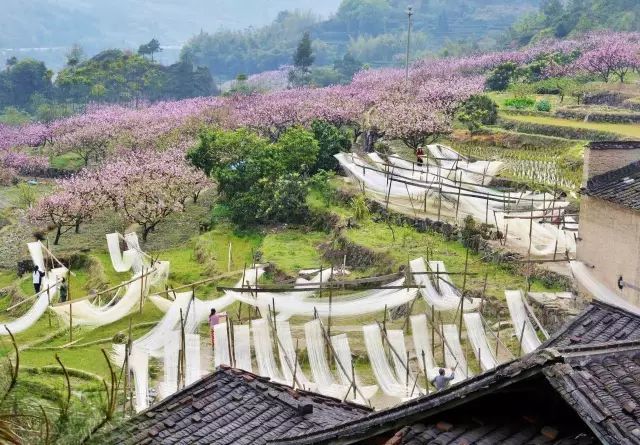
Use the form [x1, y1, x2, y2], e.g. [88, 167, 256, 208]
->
[32, 265, 45, 293]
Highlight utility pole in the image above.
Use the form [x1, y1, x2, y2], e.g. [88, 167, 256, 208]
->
[405, 5, 414, 83]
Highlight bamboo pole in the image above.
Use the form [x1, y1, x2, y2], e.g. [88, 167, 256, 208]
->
[517, 321, 526, 357]
[458, 249, 469, 338]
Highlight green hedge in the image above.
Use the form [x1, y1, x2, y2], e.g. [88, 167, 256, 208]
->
[498, 118, 622, 141]
[556, 108, 640, 124]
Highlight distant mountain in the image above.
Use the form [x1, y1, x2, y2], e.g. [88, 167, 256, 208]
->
[184, 0, 540, 80]
[0, 0, 343, 68]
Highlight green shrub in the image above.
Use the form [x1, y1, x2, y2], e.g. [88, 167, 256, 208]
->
[457, 95, 499, 132]
[504, 97, 536, 109]
[536, 100, 552, 112]
[350, 194, 370, 221]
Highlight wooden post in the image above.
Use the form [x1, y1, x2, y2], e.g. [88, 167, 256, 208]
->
[528, 208, 534, 258]
[458, 249, 469, 338]
[123, 342, 129, 416]
[292, 341, 300, 390]
[226, 318, 233, 368]
[328, 267, 333, 342]
[504, 223, 509, 246]
[69, 301, 73, 343]
[455, 171, 462, 223]
[382, 304, 388, 335]
[405, 350, 410, 394]
[421, 350, 429, 394]
[518, 321, 526, 357]
[430, 306, 435, 358]
[139, 266, 145, 314]
[485, 195, 489, 225]
[480, 271, 488, 315]
[440, 316, 445, 364]
[351, 361, 357, 399]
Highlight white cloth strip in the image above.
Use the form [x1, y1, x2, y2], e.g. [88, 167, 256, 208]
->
[185, 333, 201, 386]
[505, 290, 541, 354]
[276, 321, 314, 390]
[442, 324, 473, 381]
[362, 324, 414, 398]
[214, 323, 230, 368]
[463, 312, 498, 371]
[251, 318, 284, 383]
[233, 325, 252, 372]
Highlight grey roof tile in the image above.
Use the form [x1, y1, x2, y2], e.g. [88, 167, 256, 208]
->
[93, 366, 370, 445]
[584, 160, 640, 211]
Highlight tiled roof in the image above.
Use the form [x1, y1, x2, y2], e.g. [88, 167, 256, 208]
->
[392, 417, 595, 445]
[546, 343, 640, 444]
[273, 343, 640, 445]
[584, 160, 640, 211]
[543, 300, 640, 348]
[94, 366, 370, 445]
[588, 141, 640, 151]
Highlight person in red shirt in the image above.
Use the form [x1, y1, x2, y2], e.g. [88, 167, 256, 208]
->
[208, 308, 227, 348]
[416, 146, 425, 166]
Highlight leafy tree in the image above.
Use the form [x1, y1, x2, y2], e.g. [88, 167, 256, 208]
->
[457, 95, 498, 133]
[485, 62, 518, 91]
[333, 52, 363, 81]
[275, 125, 319, 175]
[66, 44, 85, 67]
[0, 59, 53, 109]
[139, 38, 162, 62]
[289, 32, 315, 86]
[208, 127, 321, 226]
[187, 128, 269, 177]
[311, 120, 351, 171]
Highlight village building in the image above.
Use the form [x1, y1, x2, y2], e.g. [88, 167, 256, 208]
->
[577, 141, 640, 305]
[93, 365, 371, 445]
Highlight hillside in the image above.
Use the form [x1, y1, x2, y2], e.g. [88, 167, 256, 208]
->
[505, 0, 640, 46]
[185, 0, 540, 79]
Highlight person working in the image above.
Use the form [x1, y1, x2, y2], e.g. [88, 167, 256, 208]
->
[32, 265, 45, 293]
[431, 367, 456, 391]
[208, 308, 228, 348]
[59, 277, 68, 303]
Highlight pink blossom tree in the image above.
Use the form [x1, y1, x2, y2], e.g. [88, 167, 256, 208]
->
[576, 32, 640, 83]
[96, 149, 211, 241]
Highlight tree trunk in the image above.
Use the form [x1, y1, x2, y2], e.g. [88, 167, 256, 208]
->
[363, 130, 380, 153]
[75, 219, 81, 234]
[54, 225, 62, 245]
[142, 226, 150, 242]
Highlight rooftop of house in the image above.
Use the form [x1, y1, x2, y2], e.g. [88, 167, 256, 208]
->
[543, 300, 640, 348]
[271, 341, 640, 445]
[584, 160, 640, 211]
[588, 141, 640, 151]
[94, 366, 371, 445]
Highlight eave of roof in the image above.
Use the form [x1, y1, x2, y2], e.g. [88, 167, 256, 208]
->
[268, 349, 563, 445]
[583, 160, 640, 211]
